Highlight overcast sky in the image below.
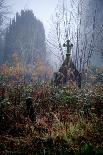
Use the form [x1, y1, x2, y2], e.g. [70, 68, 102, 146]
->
[9, 0, 58, 32]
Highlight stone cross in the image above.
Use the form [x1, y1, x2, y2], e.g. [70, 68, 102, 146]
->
[63, 40, 73, 66]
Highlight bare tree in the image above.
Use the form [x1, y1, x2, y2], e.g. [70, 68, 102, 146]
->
[47, 0, 78, 70]
[48, 0, 103, 76]
[0, 0, 9, 64]
[0, 0, 9, 27]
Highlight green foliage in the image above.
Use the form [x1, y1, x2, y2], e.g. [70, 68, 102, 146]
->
[79, 144, 103, 155]
[79, 143, 95, 155]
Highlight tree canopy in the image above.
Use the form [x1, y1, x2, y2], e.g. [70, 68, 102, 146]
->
[4, 10, 46, 65]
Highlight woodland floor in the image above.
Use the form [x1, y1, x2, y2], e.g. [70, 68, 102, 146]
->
[0, 82, 103, 155]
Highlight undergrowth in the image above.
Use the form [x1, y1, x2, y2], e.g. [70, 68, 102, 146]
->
[0, 82, 103, 154]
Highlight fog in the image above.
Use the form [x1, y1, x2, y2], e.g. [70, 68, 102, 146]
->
[0, 1, 103, 154]
[10, 0, 58, 33]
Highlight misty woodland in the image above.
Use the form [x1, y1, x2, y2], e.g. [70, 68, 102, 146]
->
[0, 0, 103, 154]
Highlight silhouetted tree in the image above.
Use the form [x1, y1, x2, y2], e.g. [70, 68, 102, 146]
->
[4, 10, 46, 65]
